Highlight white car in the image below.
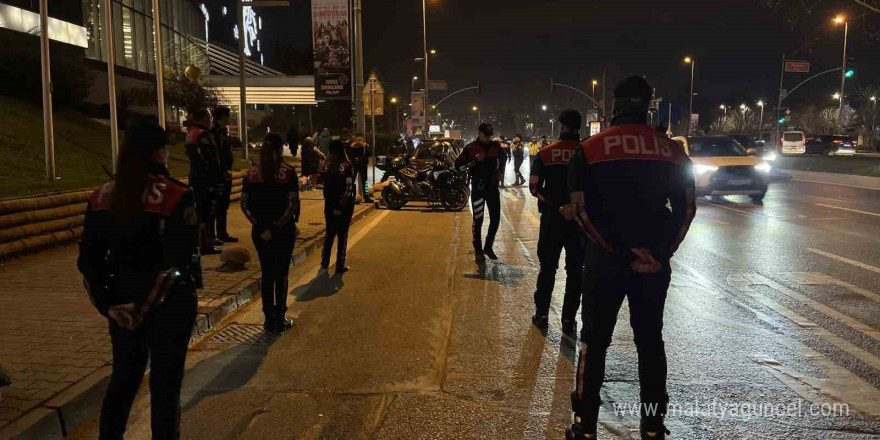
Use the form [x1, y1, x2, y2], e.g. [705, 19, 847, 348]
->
[781, 131, 806, 154]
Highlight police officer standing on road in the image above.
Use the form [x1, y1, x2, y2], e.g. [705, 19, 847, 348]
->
[456, 123, 503, 264]
[241, 134, 299, 333]
[529, 110, 584, 338]
[78, 117, 200, 440]
[211, 106, 238, 244]
[320, 140, 356, 274]
[186, 109, 222, 255]
[565, 77, 697, 440]
[348, 133, 373, 203]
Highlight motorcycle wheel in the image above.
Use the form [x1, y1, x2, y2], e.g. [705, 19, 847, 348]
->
[382, 186, 407, 210]
[441, 188, 468, 211]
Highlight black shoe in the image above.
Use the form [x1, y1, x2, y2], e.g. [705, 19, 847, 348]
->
[336, 265, 350, 275]
[219, 235, 239, 243]
[211, 238, 224, 247]
[475, 250, 486, 265]
[532, 314, 549, 329]
[201, 246, 222, 255]
[483, 246, 498, 260]
[274, 317, 293, 333]
[565, 423, 596, 439]
[562, 320, 577, 339]
[263, 319, 276, 333]
[640, 425, 670, 440]
[320, 260, 330, 270]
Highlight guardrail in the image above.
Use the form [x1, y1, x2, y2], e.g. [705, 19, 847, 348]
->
[0, 171, 248, 260]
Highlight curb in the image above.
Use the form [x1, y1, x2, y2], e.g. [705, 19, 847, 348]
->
[0, 204, 377, 440]
[783, 170, 880, 191]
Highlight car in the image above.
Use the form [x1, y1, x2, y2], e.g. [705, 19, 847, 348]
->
[672, 136, 772, 202]
[729, 134, 776, 162]
[804, 135, 856, 155]
[780, 131, 806, 155]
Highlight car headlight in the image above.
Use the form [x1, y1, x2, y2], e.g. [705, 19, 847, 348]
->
[763, 152, 777, 161]
[754, 162, 772, 173]
[694, 164, 719, 176]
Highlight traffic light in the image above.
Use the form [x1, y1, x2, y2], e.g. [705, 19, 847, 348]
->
[845, 58, 854, 78]
[778, 117, 787, 124]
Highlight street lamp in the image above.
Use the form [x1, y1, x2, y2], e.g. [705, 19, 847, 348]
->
[684, 56, 696, 135]
[834, 14, 849, 132]
[473, 106, 480, 129]
[412, 76, 418, 91]
[720, 104, 727, 116]
[833, 93, 841, 100]
[757, 100, 765, 140]
[592, 80, 598, 108]
[740, 104, 748, 132]
[391, 97, 399, 133]
[430, 49, 437, 55]
[421, 0, 430, 120]
[871, 96, 877, 141]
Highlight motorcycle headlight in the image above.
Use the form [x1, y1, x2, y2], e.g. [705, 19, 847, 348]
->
[754, 162, 772, 173]
[693, 164, 719, 176]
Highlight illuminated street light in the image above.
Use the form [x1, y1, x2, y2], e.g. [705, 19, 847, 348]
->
[720, 104, 727, 116]
[430, 49, 437, 55]
[592, 80, 598, 108]
[757, 101, 765, 139]
[390, 97, 398, 104]
[684, 57, 695, 134]
[833, 14, 848, 131]
[833, 93, 841, 100]
[542, 105, 548, 111]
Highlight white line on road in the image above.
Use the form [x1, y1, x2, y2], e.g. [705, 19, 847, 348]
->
[815, 203, 880, 218]
[807, 248, 880, 275]
[782, 272, 880, 304]
[746, 273, 880, 342]
[791, 178, 880, 192]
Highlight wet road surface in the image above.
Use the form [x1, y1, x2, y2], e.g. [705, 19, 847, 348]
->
[70, 167, 880, 439]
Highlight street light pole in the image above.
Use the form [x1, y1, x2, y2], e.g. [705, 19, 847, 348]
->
[39, 0, 55, 181]
[106, 0, 120, 171]
[871, 96, 877, 143]
[684, 57, 695, 135]
[740, 104, 747, 133]
[757, 101, 765, 140]
[237, 2, 248, 160]
[422, 0, 429, 122]
[836, 16, 849, 133]
[151, 0, 165, 129]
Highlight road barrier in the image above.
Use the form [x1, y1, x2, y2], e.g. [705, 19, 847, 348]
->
[0, 171, 248, 260]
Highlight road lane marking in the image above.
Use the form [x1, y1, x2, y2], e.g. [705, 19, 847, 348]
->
[782, 272, 880, 304]
[696, 216, 730, 225]
[792, 178, 880, 192]
[815, 203, 880, 218]
[807, 248, 880, 275]
[745, 273, 879, 342]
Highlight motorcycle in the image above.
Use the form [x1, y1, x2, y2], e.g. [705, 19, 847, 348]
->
[380, 155, 469, 211]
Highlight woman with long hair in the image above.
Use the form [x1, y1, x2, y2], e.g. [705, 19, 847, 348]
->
[320, 139, 355, 274]
[78, 117, 199, 439]
[241, 134, 300, 332]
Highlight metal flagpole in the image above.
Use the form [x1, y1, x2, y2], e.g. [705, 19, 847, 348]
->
[152, 0, 166, 128]
[238, 2, 248, 160]
[105, 0, 120, 172]
[39, 0, 55, 181]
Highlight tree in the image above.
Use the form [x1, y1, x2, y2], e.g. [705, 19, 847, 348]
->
[710, 115, 737, 133]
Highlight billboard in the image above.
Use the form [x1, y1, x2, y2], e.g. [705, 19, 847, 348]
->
[784, 61, 810, 73]
[312, 0, 351, 100]
[411, 91, 426, 129]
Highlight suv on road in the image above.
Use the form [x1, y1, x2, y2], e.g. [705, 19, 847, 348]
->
[804, 135, 856, 156]
[673, 136, 772, 202]
[781, 131, 806, 155]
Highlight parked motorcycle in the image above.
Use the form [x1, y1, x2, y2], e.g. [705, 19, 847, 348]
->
[380, 156, 468, 211]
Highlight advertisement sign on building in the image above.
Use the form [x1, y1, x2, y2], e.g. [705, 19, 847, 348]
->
[589, 121, 602, 137]
[690, 114, 700, 133]
[311, 0, 351, 100]
[411, 91, 426, 129]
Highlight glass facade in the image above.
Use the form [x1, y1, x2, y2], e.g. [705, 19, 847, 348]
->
[81, 0, 207, 76]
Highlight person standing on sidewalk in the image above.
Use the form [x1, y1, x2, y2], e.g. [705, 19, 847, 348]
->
[186, 109, 222, 255]
[241, 134, 299, 333]
[300, 136, 324, 190]
[320, 140, 355, 275]
[511, 134, 526, 186]
[78, 117, 200, 440]
[316, 127, 332, 156]
[211, 106, 238, 244]
[456, 123, 503, 264]
[349, 134, 373, 203]
[565, 77, 696, 440]
[529, 110, 583, 338]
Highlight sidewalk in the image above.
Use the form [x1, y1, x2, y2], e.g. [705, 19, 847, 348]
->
[0, 192, 373, 439]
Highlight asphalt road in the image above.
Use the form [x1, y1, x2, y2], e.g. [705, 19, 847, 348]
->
[70, 165, 880, 439]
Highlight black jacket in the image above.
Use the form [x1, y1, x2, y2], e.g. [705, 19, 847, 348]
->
[530, 132, 580, 212]
[455, 139, 503, 189]
[241, 162, 300, 233]
[568, 123, 696, 261]
[211, 124, 234, 173]
[321, 159, 355, 211]
[186, 124, 223, 187]
[77, 170, 199, 316]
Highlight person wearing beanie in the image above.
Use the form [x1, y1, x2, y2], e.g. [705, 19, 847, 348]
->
[320, 140, 356, 274]
[528, 110, 584, 338]
[78, 117, 200, 439]
[455, 123, 504, 264]
[565, 76, 697, 440]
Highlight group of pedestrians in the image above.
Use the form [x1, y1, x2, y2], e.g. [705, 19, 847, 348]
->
[457, 76, 697, 440]
[76, 110, 361, 438]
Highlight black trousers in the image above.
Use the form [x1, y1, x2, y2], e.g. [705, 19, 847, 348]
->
[215, 180, 232, 237]
[513, 156, 525, 184]
[352, 164, 370, 199]
[253, 224, 295, 321]
[193, 184, 217, 241]
[99, 289, 197, 440]
[322, 206, 354, 267]
[573, 242, 671, 432]
[471, 182, 500, 251]
[534, 211, 583, 322]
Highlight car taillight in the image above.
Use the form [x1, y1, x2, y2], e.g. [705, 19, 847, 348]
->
[833, 140, 843, 144]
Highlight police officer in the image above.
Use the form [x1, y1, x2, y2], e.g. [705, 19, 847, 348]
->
[529, 110, 583, 338]
[455, 123, 503, 264]
[320, 140, 356, 274]
[186, 109, 222, 255]
[211, 106, 238, 243]
[348, 134, 373, 203]
[241, 134, 299, 332]
[511, 134, 526, 186]
[78, 117, 200, 440]
[565, 77, 697, 440]
[498, 135, 511, 187]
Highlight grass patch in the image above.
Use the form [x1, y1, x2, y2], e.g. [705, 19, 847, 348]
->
[773, 155, 880, 178]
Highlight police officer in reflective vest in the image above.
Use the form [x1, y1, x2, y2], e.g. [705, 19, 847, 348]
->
[565, 76, 697, 440]
[529, 110, 584, 338]
[78, 117, 200, 439]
